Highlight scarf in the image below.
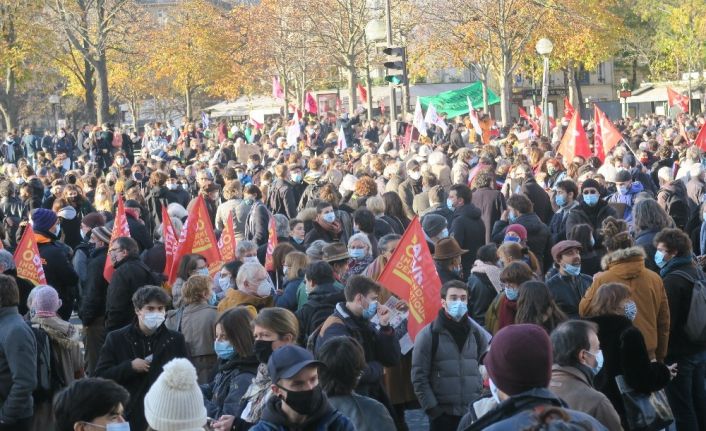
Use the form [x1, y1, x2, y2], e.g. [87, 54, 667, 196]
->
[439, 309, 471, 351]
[496, 295, 518, 332]
[471, 260, 503, 292]
[241, 363, 272, 424]
[660, 254, 696, 277]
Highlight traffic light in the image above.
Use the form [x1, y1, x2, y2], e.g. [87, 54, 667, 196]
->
[383, 46, 407, 86]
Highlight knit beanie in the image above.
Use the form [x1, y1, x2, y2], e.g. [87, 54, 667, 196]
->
[484, 324, 552, 396]
[144, 358, 207, 431]
[91, 226, 112, 244]
[33, 285, 62, 317]
[505, 224, 527, 242]
[31, 208, 58, 232]
[422, 214, 447, 238]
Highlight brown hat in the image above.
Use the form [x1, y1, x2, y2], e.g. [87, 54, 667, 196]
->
[91, 226, 112, 244]
[81, 212, 106, 229]
[551, 240, 582, 262]
[433, 238, 468, 260]
[322, 242, 349, 263]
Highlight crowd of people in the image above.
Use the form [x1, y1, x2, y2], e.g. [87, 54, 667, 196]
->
[0, 107, 705, 431]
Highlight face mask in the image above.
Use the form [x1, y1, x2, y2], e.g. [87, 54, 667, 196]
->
[624, 300, 637, 321]
[489, 378, 502, 404]
[508, 211, 518, 223]
[247, 162, 256, 170]
[654, 250, 667, 268]
[181, 184, 189, 190]
[85, 423, 131, 431]
[195, 267, 209, 276]
[54, 225, 61, 236]
[243, 256, 259, 264]
[167, 183, 178, 190]
[585, 349, 604, 375]
[446, 198, 454, 210]
[280, 384, 324, 416]
[293, 237, 304, 244]
[208, 291, 218, 306]
[362, 299, 378, 320]
[503, 235, 521, 244]
[439, 228, 449, 239]
[14, 177, 24, 185]
[322, 212, 336, 224]
[555, 194, 566, 207]
[243, 198, 253, 205]
[505, 287, 519, 301]
[256, 278, 272, 297]
[236, 172, 245, 180]
[214, 340, 235, 360]
[58, 132, 66, 138]
[590, 236, 595, 247]
[80, 230, 87, 240]
[563, 263, 581, 276]
[116, 158, 126, 166]
[282, 266, 289, 277]
[254, 339, 274, 364]
[291, 173, 302, 183]
[409, 171, 421, 181]
[349, 248, 365, 259]
[618, 185, 629, 195]
[218, 275, 231, 291]
[547, 166, 556, 175]
[446, 299, 467, 321]
[583, 194, 599, 206]
[143, 312, 165, 331]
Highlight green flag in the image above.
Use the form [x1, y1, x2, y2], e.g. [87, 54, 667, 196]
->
[418, 81, 499, 118]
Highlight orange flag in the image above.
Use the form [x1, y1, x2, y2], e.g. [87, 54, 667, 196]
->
[168, 196, 221, 283]
[563, 97, 576, 122]
[103, 196, 131, 282]
[694, 124, 706, 152]
[14, 224, 47, 285]
[161, 206, 178, 275]
[667, 87, 689, 113]
[593, 105, 622, 162]
[377, 217, 441, 341]
[557, 110, 591, 163]
[218, 210, 237, 263]
[264, 214, 278, 271]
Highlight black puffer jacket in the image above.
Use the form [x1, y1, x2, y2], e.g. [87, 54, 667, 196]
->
[492, 213, 551, 270]
[79, 246, 109, 326]
[449, 203, 486, 279]
[105, 256, 160, 332]
[35, 228, 79, 320]
[201, 355, 259, 419]
[296, 281, 345, 345]
[566, 199, 617, 246]
[661, 261, 706, 362]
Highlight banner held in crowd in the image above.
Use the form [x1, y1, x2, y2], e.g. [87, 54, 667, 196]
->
[14, 224, 47, 285]
[161, 206, 178, 275]
[103, 196, 130, 282]
[557, 110, 591, 163]
[218, 210, 237, 263]
[264, 215, 278, 271]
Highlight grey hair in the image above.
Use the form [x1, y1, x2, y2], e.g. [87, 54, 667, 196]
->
[378, 233, 401, 252]
[633, 199, 675, 233]
[274, 214, 289, 239]
[155, 217, 182, 241]
[236, 262, 267, 291]
[366, 196, 385, 216]
[348, 233, 372, 254]
[236, 240, 257, 258]
[306, 239, 328, 261]
[0, 249, 15, 270]
[27, 284, 51, 310]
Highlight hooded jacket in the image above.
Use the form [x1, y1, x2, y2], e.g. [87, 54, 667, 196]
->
[579, 246, 670, 361]
[296, 281, 345, 345]
[251, 393, 354, 431]
[450, 203, 486, 278]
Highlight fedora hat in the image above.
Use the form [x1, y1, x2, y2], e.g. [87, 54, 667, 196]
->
[433, 238, 468, 260]
[322, 242, 349, 263]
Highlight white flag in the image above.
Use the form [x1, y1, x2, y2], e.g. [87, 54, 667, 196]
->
[336, 125, 347, 153]
[467, 96, 483, 135]
[424, 102, 447, 135]
[286, 120, 300, 148]
[413, 99, 427, 136]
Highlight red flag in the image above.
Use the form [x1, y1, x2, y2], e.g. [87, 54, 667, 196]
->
[168, 196, 221, 284]
[519, 107, 540, 135]
[694, 125, 706, 152]
[304, 92, 318, 114]
[162, 206, 177, 275]
[335, 97, 342, 113]
[377, 217, 442, 341]
[402, 124, 419, 150]
[218, 210, 237, 263]
[558, 111, 591, 163]
[357, 83, 368, 104]
[272, 76, 284, 100]
[667, 87, 689, 113]
[103, 197, 131, 282]
[594, 105, 622, 162]
[264, 215, 278, 271]
[379, 99, 386, 115]
[563, 97, 576, 122]
[14, 225, 46, 285]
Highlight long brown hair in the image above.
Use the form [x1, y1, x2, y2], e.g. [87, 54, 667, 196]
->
[217, 307, 255, 357]
[516, 281, 567, 333]
[584, 282, 631, 317]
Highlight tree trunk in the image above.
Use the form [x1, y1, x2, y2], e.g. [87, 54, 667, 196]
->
[347, 60, 357, 114]
[1, 66, 18, 131]
[481, 78, 489, 113]
[94, 56, 110, 125]
[631, 58, 638, 91]
[185, 86, 193, 121]
[567, 65, 576, 112]
[574, 68, 584, 119]
[83, 57, 97, 125]
[499, 50, 512, 125]
[282, 77, 289, 119]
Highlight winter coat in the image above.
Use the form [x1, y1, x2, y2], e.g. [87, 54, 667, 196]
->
[521, 178, 553, 224]
[217, 289, 273, 314]
[30, 316, 82, 388]
[411, 310, 487, 416]
[165, 303, 217, 359]
[245, 201, 270, 246]
[430, 164, 452, 191]
[607, 182, 644, 227]
[686, 177, 706, 211]
[215, 198, 241, 231]
[545, 273, 592, 319]
[303, 221, 344, 247]
[458, 387, 607, 431]
[104, 256, 160, 332]
[660, 261, 706, 361]
[467, 271, 500, 327]
[267, 178, 298, 220]
[587, 314, 671, 423]
[35, 229, 79, 320]
[421, 204, 453, 227]
[296, 281, 345, 345]
[657, 180, 689, 229]
[120, 213, 153, 252]
[94, 324, 187, 431]
[145, 186, 169, 235]
[548, 201, 580, 244]
[398, 177, 422, 220]
[471, 187, 506, 244]
[412, 190, 431, 215]
[634, 228, 660, 273]
[79, 246, 109, 326]
[492, 213, 551, 270]
[328, 393, 395, 431]
[449, 203, 486, 278]
[435, 263, 463, 285]
[274, 276, 303, 311]
[451, 161, 470, 186]
[201, 355, 259, 419]
[548, 365, 622, 431]
[251, 395, 354, 431]
[580, 246, 670, 361]
[0, 306, 37, 423]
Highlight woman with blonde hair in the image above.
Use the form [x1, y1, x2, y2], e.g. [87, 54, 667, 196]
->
[274, 251, 309, 311]
[497, 241, 540, 275]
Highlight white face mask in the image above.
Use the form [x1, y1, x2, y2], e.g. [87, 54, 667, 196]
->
[489, 378, 502, 404]
[256, 278, 273, 297]
[243, 256, 259, 264]
[142, 312, 165, 331]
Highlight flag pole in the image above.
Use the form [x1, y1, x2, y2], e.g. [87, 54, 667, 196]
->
[621, 138, 638, 158]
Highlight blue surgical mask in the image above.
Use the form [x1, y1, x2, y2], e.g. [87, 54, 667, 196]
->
[291, 173, 302, 183]
[446, 198, 454, 210]
[214, 340, 235, 360]
[195, 267, 209, 276]
[362, 299, 378, 320]
[322, 212, 336, 224]
[505, 287, 519, 301]
[624, 300, 637, 321]
[585, 349, 604, 375]
[503, 235, 521, 244]
[293, 237, 304, 244]
[555, 194, 566, 207]
[446, 300, 468, 321]
[618, 185, 629, 195]
[439, 228, 449, 239]
[654, 250, 667, 268]
[590, 236, 596, 247]
[508, 211, 518, 223]
[349, 248, 365, 259]
[563, 263, 581, 276]
[208, 291, 218, 306]
[583, 194, 599, 206]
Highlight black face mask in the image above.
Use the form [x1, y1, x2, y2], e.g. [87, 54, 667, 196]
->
[279, 385, 323, 416]
[254, 339, 274, 364]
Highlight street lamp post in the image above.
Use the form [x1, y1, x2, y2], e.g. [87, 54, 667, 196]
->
[48, 95, 60, 132]
[619, 78, 630, 119]
[384, 0, 397, 133]
[536, 38, 553, 137]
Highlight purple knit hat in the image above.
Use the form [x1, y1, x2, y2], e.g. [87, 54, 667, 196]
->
[33, 285, 62, 317]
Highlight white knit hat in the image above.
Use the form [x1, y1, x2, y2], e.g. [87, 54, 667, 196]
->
[144, 358, 207, 431]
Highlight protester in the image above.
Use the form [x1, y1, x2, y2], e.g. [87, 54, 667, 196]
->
[218, 262, 274, 312]
[466, 244, 503, 326]
[545, 240, 592, 318]
[296, 261, 345, 345]
[447, 184, 485, 278]
[53, 378, 130, 431]
[485, 261, 535, 334]
[492, 194, 551, 271]
[171, 253, 209, 308]
[515, 281, 567, 333]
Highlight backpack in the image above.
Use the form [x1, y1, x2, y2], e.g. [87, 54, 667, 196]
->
[671, 270, 706, 343]
[29, 324, 65, 401]
[306, 315, 343, 352]
[111, 132, 123, 149]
